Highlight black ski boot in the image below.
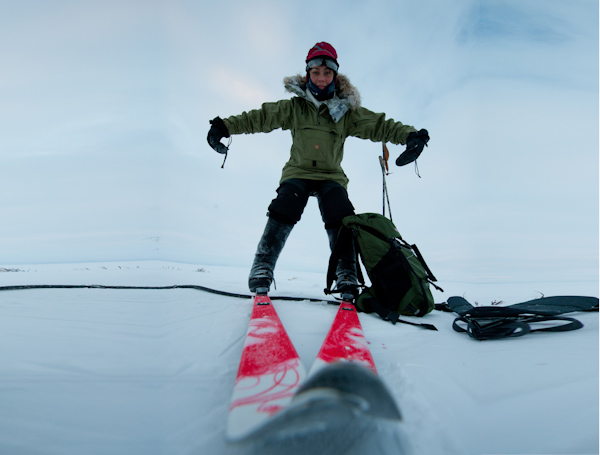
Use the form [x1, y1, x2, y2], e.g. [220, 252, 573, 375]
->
[248, 217, 294, 294]
[326, 228, 359, 301]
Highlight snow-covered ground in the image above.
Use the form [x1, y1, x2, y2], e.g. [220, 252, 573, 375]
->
[0, 261, 597, 455]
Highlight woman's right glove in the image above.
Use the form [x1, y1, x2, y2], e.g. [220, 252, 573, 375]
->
[207, 117, 230, 154]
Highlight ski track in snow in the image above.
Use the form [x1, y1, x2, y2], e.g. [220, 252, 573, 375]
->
[0, 261, 597, 455]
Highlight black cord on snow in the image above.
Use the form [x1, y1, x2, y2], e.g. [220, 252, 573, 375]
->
[0, 283, 334, 303]
[0, 283, 439, 330]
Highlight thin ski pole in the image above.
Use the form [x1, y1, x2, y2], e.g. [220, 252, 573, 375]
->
[380, 143, 393, 221]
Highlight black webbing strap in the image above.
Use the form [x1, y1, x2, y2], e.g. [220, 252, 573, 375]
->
[453, 314, 584, 340]
[445, 296, 597, 340]
[361, 292, 437, 330]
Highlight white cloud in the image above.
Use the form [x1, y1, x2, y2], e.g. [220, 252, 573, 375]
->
[206, 65, 273, 106]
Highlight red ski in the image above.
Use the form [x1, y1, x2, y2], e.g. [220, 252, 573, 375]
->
[226, 294, 307, 441]
[308, 300, 377, 377]
[227, 296, 393, 444]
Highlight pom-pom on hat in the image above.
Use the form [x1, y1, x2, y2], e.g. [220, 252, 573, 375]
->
[305, 42, 339, 73]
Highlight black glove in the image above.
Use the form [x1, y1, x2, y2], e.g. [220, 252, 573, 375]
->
[396, 129, 429, 166]
[207, 117, 230, 154]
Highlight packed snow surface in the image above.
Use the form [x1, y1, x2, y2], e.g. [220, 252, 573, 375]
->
[0, 261, 598, 455]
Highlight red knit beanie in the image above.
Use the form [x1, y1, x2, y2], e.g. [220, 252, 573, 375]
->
[306, 42, 338, 64]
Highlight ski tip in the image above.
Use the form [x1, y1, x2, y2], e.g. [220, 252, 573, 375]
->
[228, 362, 405, 452]
[296, 362, 402, 421]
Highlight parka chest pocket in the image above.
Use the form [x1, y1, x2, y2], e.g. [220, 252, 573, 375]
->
[294, 126, 342, 171]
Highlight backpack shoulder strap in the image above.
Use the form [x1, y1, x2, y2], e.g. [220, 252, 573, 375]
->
[356, 225, 440, 286]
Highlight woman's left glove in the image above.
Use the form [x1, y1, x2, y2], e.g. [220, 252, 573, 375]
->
[207, 117, 230, 154]
[396, 129, 429, 166]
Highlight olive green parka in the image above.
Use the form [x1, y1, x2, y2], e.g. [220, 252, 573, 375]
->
[222, 74, 417, 189]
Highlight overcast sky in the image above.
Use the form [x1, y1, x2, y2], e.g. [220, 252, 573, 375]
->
[0, 0, 597, 292]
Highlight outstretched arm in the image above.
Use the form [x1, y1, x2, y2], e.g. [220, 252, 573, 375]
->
[346, 107, 429, 166]
[346, 107, 417, 144]
[222, 99, 294, 135]
[206, 99, 293, 158]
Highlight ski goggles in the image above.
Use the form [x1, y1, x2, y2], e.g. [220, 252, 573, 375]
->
[306, 57, 339, 73]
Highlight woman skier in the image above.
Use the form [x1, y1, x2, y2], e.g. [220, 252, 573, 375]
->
[207, 42, 429, 297]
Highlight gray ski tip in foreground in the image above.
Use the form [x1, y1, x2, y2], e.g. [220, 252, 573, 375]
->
[227, 362, 407, 455]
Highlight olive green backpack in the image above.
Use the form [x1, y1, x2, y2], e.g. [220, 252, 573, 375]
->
[326, 213, 442, 324]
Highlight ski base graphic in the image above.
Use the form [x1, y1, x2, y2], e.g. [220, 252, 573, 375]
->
[227, 295, 306, 441]
[309, 300, 378, 377]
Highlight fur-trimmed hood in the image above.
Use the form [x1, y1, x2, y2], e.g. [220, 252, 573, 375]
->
[283, 73, 361, 123]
